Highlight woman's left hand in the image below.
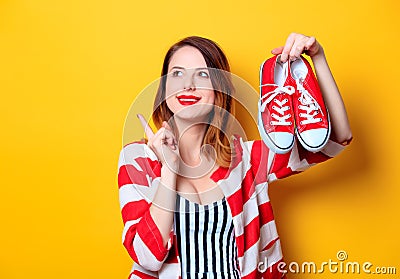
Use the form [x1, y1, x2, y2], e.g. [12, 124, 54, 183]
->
[271, 33, 323, 62]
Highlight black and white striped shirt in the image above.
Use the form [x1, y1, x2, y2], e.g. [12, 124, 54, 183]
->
[174, 194, 241, 279]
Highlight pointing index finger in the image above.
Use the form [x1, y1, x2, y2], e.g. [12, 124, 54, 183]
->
[137, 114, 155, 139]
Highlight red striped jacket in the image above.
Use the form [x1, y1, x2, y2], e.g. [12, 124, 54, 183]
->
[117, 135, 348, 278]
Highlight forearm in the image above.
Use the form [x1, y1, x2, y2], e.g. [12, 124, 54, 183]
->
[311, 51, 352, 144]
[149, 165, 177, 246]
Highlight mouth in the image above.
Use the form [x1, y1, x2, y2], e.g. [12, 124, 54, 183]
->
[176, 95, 201, 106]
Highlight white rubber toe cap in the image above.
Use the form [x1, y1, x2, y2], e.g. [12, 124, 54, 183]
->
[298, 128, 329, 150]
[269, 132, 294, 150]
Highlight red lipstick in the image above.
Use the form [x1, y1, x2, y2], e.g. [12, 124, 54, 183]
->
[176, 95, 201, 106]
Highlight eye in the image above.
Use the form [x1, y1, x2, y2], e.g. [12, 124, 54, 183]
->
[171, 70, 183, 77]
[198, 70, 209, 78]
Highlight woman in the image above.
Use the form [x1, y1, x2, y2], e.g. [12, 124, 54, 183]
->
[117, 33, 352, 279]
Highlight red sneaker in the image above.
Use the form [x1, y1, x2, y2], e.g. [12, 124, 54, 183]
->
[258, 55, 296, 154]
[290, 56, 331, 152]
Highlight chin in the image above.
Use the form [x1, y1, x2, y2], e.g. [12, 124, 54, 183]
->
[172, 103, 214, 123]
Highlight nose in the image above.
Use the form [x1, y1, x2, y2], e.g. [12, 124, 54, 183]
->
[183, 72, 196, 91]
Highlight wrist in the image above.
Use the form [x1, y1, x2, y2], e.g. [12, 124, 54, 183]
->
[160, 165, 178, 194]
[161, 162, 179, 176]
[310, 49, 326, 63]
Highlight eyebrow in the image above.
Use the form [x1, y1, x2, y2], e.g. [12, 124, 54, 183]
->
[169, 66, 209, 71]
[170, 66, 185, 70]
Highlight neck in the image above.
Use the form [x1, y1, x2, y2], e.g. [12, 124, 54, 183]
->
[173, 116, 218, 179]
[174, 117, 207, 166]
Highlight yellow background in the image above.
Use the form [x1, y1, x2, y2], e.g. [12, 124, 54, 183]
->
[0, 0, 399, 278]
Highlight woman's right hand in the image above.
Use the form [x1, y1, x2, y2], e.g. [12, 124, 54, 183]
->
[137, 114, 180, 171]
[138, 114, 179, 244]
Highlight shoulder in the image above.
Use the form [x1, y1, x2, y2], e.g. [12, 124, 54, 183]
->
[118, 140, 159, 169]
[120, 140, 157, 159]
[122, 139, 147, 150]
[118, 140, 162, 180]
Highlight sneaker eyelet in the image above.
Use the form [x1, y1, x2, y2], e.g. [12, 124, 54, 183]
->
[270, 121, 273, 125]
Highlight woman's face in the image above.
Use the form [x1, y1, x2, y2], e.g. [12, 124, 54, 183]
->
[165, 46, 215, 122]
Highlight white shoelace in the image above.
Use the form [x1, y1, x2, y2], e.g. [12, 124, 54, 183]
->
[295, 78, 323, 125]
[259, 84, 295, 126]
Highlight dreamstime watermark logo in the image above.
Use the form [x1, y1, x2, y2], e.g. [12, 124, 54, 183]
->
[258, 250, 397, 275]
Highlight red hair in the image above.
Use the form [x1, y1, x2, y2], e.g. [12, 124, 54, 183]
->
[152, 36, 235, 168]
